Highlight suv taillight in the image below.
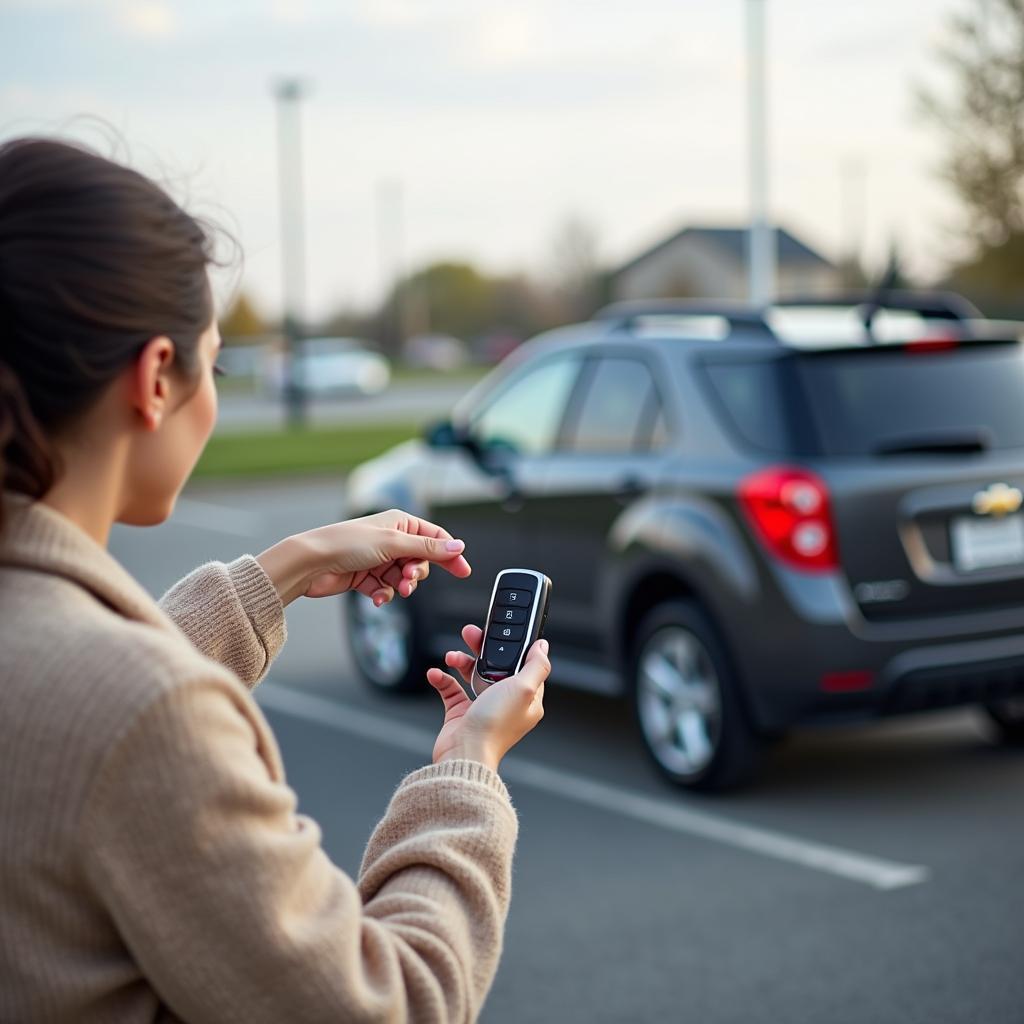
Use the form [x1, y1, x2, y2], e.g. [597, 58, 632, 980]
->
[738, 467, 839, 572]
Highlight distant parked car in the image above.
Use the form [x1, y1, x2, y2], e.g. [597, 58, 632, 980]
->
[343, 291, 1024, 791]
[404, 333, 468, 371]
[270, 337, 391, 397]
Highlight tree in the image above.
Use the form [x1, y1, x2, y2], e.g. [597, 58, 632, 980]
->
[549, 215, 604, 321]
[920, 0, 1024, 312]
[390, 262, 498, 342]
[919, 0, 1024, 247]
[948, 233, 1024, 315]
[836, 256, 870, 290]
[219, 292, 268, 342]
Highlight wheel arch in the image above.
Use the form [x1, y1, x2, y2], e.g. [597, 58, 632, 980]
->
[609, 559, 770, 735]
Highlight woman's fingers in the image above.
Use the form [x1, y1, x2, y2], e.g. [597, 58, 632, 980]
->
[461, 623, 484, 656]
[444, 620, 486, 684]
[444, 649, 477, 686]
[403, 559, 430, 588]
[379, 561, 418, 599]
[354, 573, 394, 607]
[426, 667, 471, 713]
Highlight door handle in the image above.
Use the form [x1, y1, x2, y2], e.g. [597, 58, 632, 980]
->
[492, 461, 523, 513]
[501, 486, 524, 513]
[616, 476, 644, 505]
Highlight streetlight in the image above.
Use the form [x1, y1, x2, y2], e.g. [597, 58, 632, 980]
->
[746, 0, 776, 305]
[840, 157, 868, 283]
[375, 178, 411, 357]
[274, 77, 309, 426]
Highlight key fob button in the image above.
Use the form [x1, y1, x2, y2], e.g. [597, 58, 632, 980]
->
[493, 607, 528, 625]
[496, 588, 533, 608]
[488, 623, 526, 642]
[482, 639, 521, 670]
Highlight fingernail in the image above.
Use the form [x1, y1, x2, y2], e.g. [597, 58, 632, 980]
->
[539, 639, 549, 654]
[445, 539, 464, 552]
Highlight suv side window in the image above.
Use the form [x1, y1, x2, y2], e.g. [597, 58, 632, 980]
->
[470, 354, 581, 456]
[563, 357, 665, 453]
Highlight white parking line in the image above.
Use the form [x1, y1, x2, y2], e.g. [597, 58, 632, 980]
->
[257, 682, 931, 892]
[170, 497, 266, 537]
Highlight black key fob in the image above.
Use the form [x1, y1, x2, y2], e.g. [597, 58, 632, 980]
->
[470, 569, 552, 698]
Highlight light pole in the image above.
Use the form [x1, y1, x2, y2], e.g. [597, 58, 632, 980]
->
[746, 0, 775, 306]
[274, 77, 309, 427]
[375, 178, 410, 358]
[840, 157, 868, 284]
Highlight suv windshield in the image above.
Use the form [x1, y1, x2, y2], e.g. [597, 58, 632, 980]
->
[701, 341, 1024, 457]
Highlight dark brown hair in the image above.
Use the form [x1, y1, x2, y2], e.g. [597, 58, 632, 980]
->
[0, 137, 217, 528]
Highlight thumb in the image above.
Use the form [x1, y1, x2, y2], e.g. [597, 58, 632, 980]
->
[386, 531, 465, 564]
[514, 639, 551, 693]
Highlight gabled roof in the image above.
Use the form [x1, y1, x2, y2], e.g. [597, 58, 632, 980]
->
[613, 224, 835, 278]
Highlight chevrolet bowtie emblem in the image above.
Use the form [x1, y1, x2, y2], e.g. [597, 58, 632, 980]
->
[972, 483, 1023, 518]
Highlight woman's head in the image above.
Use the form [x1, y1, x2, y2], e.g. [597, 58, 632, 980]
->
[0, 137, 221, 529]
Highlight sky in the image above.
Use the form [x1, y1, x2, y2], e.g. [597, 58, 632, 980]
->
[1, 0, 965, 323]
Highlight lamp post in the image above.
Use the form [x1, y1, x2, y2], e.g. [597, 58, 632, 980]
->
[841, 157, 868, 283]
[274, 77, 309, 426]
[746, 0, 775, 306]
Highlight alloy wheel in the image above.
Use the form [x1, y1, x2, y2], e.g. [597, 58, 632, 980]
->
[347, 594, 412, 688]
[637, 626, 723, 776]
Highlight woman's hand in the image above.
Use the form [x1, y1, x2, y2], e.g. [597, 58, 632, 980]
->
[256, 509, 472, 607]
[426, 625, 549, 773]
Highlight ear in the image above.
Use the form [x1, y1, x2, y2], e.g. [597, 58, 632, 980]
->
[131, 336, 176, 432]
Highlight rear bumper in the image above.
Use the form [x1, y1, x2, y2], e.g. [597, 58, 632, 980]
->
[881, 638, 1024, 715]
[724, 565, 1024, 730]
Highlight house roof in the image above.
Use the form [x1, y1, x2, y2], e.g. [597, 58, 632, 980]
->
[613, 224, 835, 278]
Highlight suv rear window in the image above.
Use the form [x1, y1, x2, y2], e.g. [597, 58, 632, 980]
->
[701, 341, 1024, 457]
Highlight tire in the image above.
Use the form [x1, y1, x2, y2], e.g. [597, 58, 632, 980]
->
[630, 600, 761, 792]
[343, 590, 428, 694]
[982, 697, 1024, 745]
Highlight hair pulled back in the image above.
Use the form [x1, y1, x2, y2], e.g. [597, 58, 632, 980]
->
[0, 137, 216, 530]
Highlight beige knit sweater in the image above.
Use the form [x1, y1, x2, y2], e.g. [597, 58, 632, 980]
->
[0, 494, 518, 1023]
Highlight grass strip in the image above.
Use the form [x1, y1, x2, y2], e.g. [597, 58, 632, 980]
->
[193, 422, 421, 479]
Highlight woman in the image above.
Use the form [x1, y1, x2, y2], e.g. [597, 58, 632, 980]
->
[0, 137, 549, 1023]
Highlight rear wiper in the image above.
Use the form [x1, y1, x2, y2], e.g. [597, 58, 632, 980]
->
[872, 429, 992, 456]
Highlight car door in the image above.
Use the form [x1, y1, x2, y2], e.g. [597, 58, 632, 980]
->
[422, 350, 585, 645]
[525, 352, 675, 684]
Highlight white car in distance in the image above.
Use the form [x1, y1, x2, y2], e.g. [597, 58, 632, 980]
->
[273, 337, 391, 397]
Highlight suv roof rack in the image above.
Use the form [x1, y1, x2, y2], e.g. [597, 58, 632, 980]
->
[593, 299, 772, 337]
[774, 289, 983, 321]
[593, 291, 1004, 347]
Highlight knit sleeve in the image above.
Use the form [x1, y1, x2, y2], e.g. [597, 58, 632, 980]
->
[78, 679, 518, 1024]
[158, 557, 286, 686]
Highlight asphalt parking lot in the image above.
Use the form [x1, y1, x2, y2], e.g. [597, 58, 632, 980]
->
[110, 476, 1024, 1024]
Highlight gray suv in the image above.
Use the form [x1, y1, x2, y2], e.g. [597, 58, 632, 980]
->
[343, 292, 1024, 790]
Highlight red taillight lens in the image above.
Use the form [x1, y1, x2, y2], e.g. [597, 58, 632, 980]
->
[904, 331, 959, 354]
[905, 337, 958, 354]
[739, 467, 839, 572]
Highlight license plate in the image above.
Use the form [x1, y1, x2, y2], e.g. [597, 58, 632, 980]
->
[950, 514, 1024, 572]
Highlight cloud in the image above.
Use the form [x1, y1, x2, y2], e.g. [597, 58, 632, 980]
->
[113, 0, 176, 38]
[469, 9, 547, 69]
[353, 0, 468, 28]
[268, 0, 309, 25]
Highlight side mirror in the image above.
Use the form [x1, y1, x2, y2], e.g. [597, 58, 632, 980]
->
[424, 420, 513, 475]
[424, 420, 464, 448]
